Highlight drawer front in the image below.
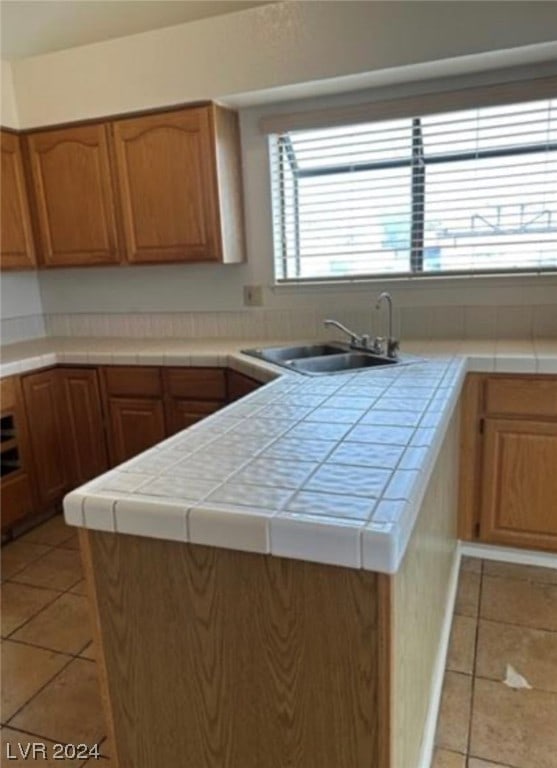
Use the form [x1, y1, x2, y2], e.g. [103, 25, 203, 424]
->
[1, 472, 34, 528]
[164, 368, 226, 401]
[484, 377, 557, 419]
[1, 376, 17, 411]
[103, 366, 162, 397]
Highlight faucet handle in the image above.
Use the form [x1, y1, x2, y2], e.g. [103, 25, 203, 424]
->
[387, 338, 399, 359]
[372, 336, 386, 355]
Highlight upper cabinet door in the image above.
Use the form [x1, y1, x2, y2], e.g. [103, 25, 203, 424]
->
[111, 107, 221, 264]
[26, 123, 121, 267]
[1, 130, 36, 270]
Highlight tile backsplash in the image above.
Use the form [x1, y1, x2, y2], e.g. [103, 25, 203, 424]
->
[2, 304, 555, 346]
[42, 305, 556, 341]
[1, 314, 47, 345]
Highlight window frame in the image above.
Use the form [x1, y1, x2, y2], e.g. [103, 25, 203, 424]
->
[266, 76, 557, 285]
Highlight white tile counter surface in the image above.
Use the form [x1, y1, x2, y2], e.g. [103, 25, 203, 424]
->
[2, 335, 556, 574]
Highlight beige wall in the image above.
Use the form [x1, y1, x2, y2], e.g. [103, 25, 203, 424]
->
[1, 60, 19, 127]
[391, 414, 460, 768]
[10, 1, 557, 128]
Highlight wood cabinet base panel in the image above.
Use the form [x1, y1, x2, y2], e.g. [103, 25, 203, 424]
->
[85, 531, 387, 768]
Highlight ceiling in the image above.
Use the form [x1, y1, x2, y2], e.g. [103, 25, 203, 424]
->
[0, 0, 271, 60]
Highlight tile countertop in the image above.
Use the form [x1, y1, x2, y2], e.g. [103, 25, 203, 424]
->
[2, 335, 557, 574]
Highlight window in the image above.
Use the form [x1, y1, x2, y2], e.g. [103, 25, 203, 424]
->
[269, 98, 557, 282]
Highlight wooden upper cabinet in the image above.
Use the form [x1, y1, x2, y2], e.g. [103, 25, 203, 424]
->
[26, 123, 121, 267]
[1, 130, 36, 270]
[112, 105, 245, 264]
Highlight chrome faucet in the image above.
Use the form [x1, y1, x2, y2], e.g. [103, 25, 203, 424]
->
[323, 319, 369, 348]
[375, 292, 399, 359]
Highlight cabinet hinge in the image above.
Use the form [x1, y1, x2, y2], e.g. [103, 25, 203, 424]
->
[479, 418, 485, 435]
[474, 521, 481, 539]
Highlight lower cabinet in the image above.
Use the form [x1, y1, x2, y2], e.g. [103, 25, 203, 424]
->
[480, 417, 557, 550]
[59, 368, 109, 485]
[163, 367, 226, 435]
[107, 397, 166, 464]
[2, 363, 263, 532]
[101, 366, 167, 464]
[227, 369, 262, 402]
[459, 373, 557, 552]
[1, 376, 36, 529]
[19, 366, 109, 517]
[22, 369, 70, 509]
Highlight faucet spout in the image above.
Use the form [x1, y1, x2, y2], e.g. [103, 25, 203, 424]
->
[323, 319, 364, 347]
[375, 292, 399, 359]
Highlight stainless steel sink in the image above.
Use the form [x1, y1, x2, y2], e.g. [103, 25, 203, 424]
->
[241, 342, 409, 376]
[288, 352, 398, 374]
[244, 343, 349, 364]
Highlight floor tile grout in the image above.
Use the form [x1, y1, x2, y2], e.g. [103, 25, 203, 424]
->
[2, 635, 95, 664]
[453, 611, 557, 635]
[3, 650, 77, 728]
[465, 559, 483, 760]
[4, 580, 89, 641]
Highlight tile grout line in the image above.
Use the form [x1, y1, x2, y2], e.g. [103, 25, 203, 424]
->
[3, 650, 77, 729]
[2, 520, 100, 740]
[466, 558, 484, 762]
[3, 529, 88, 641]
[5, 570, 87, 630]
[3, 635, 95, 665]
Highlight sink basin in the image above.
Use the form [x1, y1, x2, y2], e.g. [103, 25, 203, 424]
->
[241, 342, 409, 376]
[243, 343, 349, 364]
[288, 352, 398, 374]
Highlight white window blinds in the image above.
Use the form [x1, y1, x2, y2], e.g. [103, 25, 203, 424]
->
[269, 98, 557, 282]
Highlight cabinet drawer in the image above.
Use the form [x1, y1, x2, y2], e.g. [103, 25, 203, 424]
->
[485, 377, 557, 418]
[103, 367, 162, 397]
[1, 376, 17, 411]
[164, 368, 226, 401]
[1, 472, 34, 528]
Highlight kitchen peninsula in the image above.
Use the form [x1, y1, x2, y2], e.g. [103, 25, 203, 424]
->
[2, 335, 556, 768]
[65, 344, 463, 768]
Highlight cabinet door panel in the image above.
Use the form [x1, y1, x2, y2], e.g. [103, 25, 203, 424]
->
[480, 418, 557, 551]
[59, 368, 108, 486]
[1, 131, 36, 270]
[107, 398, 166, 465]
[112, 108, 219, 263]
[1, 474, 34, 528]
[165, 399, 221, 436]
[227, 370, 262, 403]
[22, 370, 69, 508]
[26, 124, 120, 266]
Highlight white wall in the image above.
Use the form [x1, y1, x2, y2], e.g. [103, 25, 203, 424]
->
[0, 273, 46, 344]
[10, 1, 557, 127]
[1, 59, 19, 127]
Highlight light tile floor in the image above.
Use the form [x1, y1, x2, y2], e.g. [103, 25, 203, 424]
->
[3, 518, 556, 768]
[433, 556, 557, 768]
[1, 514, 111, 766]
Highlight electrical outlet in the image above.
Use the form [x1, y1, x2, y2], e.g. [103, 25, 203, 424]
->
[243, 285, 264, 307]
